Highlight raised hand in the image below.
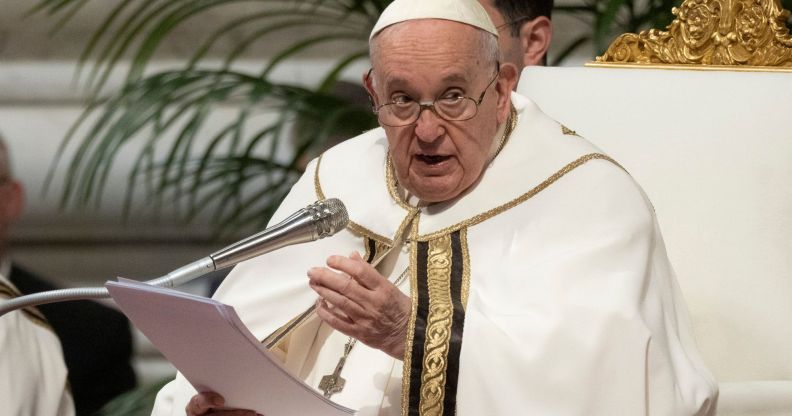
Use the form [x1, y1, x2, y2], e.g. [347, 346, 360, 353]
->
[307, 252, 411, 359]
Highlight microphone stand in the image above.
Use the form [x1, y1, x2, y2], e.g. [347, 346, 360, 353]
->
[0, 198, 348, 317]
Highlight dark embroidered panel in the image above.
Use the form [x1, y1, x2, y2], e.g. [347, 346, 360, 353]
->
[406, 230, 467, 416]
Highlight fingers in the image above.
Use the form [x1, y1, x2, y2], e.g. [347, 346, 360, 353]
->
[185, 393, 261, 416]
[315, 298, 359, 338]
[307, 266, 366, 301]
[309, 279, 367, 320]
[326, 253, 382, 290]
[186, 392, 223, 415]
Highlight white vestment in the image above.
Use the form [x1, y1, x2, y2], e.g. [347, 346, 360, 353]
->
[153, 93, 718, 415]
[0, 272, 75, 416]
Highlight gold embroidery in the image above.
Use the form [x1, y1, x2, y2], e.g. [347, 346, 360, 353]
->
[490, 105, 518, 162]
[419, 235, 455, 416]
[561, 125, 578, 136]
[348, 223, 393, 246]
[261, 304, 316, 349]
[460, 227, 471, 310]
[585, 62, 792, 72]
[417, 153, 624, 241]
[382, 157, 422, 244]
[385, 153, 414, 212]
[363, 240, 372, 264]
[363, 237, 393, 265]
[593, 0, 792, 68]
[401, 216, 421, 416]
[313, 154, 395, 246]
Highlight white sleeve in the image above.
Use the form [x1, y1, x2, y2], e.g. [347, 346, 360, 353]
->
[458, 162, 718, 415]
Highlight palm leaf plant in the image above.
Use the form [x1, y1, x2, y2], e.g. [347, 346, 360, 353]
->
[34, 0, 388, 236]
[38, 0, 790, 235]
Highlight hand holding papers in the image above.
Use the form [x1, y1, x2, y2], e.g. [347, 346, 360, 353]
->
[106, 279, 355, 416]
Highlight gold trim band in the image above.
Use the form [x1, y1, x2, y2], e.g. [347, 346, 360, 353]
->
[418, 235, 455, 416]
[313, 154, 396, 246]
[585, 62, 792, 73]
[416, 153, 623, 241]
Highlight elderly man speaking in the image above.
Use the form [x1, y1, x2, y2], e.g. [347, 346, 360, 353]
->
[153, 0, 718, 414]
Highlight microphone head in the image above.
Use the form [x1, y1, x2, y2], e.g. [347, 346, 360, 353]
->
[308, 198, 349, 238]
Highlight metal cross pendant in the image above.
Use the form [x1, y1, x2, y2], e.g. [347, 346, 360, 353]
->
[319, 338, 356, 398]
[319, 358, 347, 398]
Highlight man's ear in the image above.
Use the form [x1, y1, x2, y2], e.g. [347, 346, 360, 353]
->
[362, 69, 379, 109]
[495, 63, 518, 123]
[520, 16, 552, 67]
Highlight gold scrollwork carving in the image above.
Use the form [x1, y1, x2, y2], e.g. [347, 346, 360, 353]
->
[594, 0, 792, 67]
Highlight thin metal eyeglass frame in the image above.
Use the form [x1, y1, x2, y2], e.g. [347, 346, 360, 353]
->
[367, 63, 501, 127]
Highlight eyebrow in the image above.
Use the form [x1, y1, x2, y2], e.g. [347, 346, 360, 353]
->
[382, 72, 472, 92]
[440, 72, 471, 84]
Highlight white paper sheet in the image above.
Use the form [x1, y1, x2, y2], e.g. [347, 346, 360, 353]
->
[106, 279, 355, 416]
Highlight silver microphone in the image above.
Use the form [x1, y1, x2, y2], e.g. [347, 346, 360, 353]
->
[0, 198, 349, 317]
[210, 198, 349, 269]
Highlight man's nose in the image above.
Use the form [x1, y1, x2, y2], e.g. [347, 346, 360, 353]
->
[413, 105, 445, 142]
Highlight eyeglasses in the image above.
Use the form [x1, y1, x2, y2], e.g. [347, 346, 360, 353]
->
[368, 64, 500, 127]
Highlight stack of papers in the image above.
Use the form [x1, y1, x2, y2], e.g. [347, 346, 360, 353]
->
[106, 279, 355, 416]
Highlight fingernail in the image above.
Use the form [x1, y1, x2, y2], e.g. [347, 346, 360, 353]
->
[212, 397, 223, 406]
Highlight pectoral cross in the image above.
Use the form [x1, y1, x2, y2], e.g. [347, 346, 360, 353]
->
[319, 338, 356, 398]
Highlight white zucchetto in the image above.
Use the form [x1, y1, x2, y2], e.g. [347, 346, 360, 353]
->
[370, 0, 499, 40]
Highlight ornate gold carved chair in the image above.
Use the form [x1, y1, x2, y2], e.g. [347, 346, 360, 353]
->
[519, 1, 792, 414]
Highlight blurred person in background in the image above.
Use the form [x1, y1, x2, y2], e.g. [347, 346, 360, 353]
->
[480, 0, 553, 72]
[0, 136, 74, 415]
[0, 134, 137, 415]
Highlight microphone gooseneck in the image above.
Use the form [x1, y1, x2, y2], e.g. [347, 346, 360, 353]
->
[0, 199, 349, 317]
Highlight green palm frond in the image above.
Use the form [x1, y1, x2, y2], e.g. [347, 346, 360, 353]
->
[32, 0, 384, 234]
[47, 68, 375, 235]
[35, 0, 737, 236]
[34, 0, 388, 94]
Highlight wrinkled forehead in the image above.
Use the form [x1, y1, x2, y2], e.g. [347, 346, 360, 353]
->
[369, 20, 494, 88]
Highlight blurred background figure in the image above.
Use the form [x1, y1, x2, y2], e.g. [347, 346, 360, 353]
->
[0, 134, 137, 416]
[0, 136, 74, 415]
[0, 267, 75, 415]
[480, 0, 553, 71]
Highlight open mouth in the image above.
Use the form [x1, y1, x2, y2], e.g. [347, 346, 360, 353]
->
[416, 154, 451, 165]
